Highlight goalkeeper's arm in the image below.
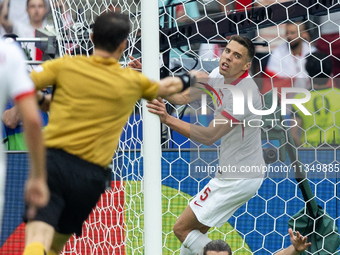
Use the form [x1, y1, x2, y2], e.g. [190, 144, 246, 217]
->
[274, 229, 311, 255]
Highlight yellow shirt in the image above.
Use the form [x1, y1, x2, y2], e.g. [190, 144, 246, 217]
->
[31, 55, 159, 167]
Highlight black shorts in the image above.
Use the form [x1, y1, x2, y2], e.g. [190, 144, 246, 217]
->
[23, 148, 111, 236]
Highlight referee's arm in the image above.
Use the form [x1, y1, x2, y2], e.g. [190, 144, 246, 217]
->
[158, 72, 209, 105]
[129, 56, 209, 104]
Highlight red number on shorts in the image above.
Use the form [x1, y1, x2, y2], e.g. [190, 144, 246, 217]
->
[200, 187, 211, 201]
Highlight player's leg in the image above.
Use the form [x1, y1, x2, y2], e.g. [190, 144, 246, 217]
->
[177, 178, 263, 255]
[23, 221, 55, 255]
[175, 205, 212, 255]
[48, 231, 72, 255]
[174, 205, 209, 242]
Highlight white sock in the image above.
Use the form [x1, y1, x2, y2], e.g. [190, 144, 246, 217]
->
[183, 230, 212, 255]
[179, 245, 194, 255]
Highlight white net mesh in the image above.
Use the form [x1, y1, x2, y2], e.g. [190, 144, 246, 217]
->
[47, 1, 340, 254]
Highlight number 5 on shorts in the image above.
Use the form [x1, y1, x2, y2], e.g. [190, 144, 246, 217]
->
[194, 187, 211, 207]
[200, 187, 211, 201]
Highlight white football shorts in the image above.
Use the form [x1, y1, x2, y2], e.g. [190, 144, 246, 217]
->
[189, 177, 263, 228]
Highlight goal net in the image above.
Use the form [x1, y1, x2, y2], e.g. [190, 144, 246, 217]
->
[1, 0, 340, 254]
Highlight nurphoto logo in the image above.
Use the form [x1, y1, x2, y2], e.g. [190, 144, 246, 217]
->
[200, 86, 311, 128]
[201, 87, 311, 116]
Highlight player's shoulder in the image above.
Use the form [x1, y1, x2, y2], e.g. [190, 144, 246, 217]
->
[0, 39, 20, 54]
[0, 39, 26, 65]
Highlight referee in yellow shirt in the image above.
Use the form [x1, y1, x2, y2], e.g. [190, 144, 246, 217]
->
[22, 12, 198, 255]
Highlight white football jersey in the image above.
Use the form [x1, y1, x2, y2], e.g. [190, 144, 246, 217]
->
[207, 67, 265, 178]
[0, 39, 35, 228]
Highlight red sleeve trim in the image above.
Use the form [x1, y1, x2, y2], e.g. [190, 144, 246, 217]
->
[230, 70, 249, 85]
[221, 110, 240, 123]
[14, 90, 36, 102]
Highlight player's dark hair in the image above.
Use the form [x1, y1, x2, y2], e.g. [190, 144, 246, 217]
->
[305, 51, 332, 85]
[93, 12, 130, 53]
[229, 35, 255, 62]
[203, 240, 232, 255]
[27, 0, 46, 7]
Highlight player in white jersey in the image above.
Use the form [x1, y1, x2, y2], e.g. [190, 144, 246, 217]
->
[207, 67, 264, 179]
[147, 35, 265, 255]
[0, 39, 48, 235]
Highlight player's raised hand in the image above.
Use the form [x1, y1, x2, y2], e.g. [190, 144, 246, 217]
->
[289, 228, 311, 253]
[25, 176, 50, 220]
[128, 56, 142, 71]
[146, 97, 169, 123]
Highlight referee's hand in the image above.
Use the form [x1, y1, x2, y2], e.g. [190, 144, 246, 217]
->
[25, 176, 50, 220]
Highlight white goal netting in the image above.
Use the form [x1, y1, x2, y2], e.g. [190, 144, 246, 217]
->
[5, 0, 339, 255]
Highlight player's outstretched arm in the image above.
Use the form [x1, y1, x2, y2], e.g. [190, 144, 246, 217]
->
[162, 71, 209, 105]
[274, 228, 311, 255]
[16, 95, 49, 220]
[129, 56, 208, 105]
[147, 98, 235, 146]
[158, 77, 208, 105]
[157, 76, 188, 98]
[128, 56, 188, 100]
